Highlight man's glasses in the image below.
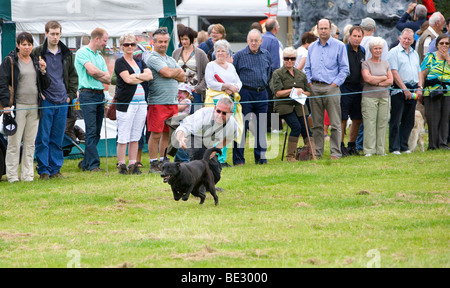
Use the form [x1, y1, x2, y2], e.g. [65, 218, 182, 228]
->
[283, 57, 296, 61]
[154, 28, 169, 36]
[215, 108, 231, 116]
[122, 43, 137, 47]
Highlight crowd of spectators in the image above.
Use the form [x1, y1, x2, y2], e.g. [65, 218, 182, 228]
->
[0, 3, 449, 182]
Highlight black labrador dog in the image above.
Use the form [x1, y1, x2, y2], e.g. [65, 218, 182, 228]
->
[160, 147, 222, 205]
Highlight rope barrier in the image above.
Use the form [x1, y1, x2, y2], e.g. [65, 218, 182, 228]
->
[0, 87, 444, 113]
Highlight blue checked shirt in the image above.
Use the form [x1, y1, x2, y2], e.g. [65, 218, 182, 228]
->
[387, 44, 421, 94]
[233, 46, 272, 88]
[305, 37, 350, 87]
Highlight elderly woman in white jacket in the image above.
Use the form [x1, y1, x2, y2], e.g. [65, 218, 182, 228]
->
[204, 40, 242, 166]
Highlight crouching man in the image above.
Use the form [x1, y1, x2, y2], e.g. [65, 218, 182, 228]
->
[175, 97, 239, 184]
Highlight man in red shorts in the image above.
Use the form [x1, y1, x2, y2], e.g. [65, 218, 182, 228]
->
[146, 28, 186, 173]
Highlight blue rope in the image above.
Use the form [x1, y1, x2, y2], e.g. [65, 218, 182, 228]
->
[0, 87, 435, 113]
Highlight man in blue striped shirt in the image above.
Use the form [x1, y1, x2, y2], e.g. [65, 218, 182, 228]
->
[387, 28, 421, 154]
[232, 29, 272, 165]
[305, 19, 350, 160]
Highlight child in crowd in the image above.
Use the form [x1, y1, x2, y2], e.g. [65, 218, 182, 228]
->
[175, 83, 194, 162]
[178, 83, 194, 114]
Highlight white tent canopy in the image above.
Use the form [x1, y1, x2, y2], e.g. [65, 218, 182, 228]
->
[177, 0, 292, 17]
[11, 0, 166, 22]
[16, 19, 160, 38]
[9, 0, 168, 37]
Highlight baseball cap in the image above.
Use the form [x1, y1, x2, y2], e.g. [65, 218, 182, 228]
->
[178, 83, 192, 95]
[133, 31, 148, 37]
[2, 113, 17, 136]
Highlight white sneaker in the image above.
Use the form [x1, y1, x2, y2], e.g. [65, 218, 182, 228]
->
[392, 151, 401, 155]
[365, 154, 372, 157]
[271, 129, 282, 134]
[404, 150, 412, 154]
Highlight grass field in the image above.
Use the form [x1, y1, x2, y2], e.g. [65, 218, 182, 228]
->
[0, 131, 448, 268]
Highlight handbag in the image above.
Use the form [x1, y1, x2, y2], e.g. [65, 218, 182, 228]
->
[429, 89, 444, 101]
[106, 95, 117, 120]
[0, 56, 15, 115]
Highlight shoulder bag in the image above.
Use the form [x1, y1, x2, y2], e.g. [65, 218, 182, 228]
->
[0, 56, 15, 115]
[106, 95, 117, 120]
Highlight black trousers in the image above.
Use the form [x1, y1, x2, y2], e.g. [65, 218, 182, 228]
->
[186, 140, 222, 184]
[389, 91, 417, 152]
[424, 96, 450, 149]
[266, 86, 283, 132]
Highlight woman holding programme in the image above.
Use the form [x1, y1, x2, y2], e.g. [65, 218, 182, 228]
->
[114, 33, 153, 174]
[270, 47, 312, 162]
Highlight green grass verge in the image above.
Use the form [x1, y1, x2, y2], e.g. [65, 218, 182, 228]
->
[0, 132, 448, 268]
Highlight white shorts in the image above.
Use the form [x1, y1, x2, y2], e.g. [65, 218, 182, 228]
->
[116, 101, 147, 144]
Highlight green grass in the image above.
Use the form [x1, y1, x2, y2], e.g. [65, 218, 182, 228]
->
[0, 130, 449, 268]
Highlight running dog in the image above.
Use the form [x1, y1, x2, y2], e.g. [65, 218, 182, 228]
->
[160, 148, 222, 205]
[408, 110, 425, 152]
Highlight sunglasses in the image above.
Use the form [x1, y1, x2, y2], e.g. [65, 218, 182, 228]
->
[154, 28, 168, 36]
[215, 108, 231, 116]
[283, 57, 296, 61]
[438, 42, 450, 46]
[122, 43, 137, 47]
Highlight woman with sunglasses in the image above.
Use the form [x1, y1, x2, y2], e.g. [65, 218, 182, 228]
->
[270, 47, 312, 162]
[114, 33, 153, 174]
[172, 26, 209, 113]
[418, 33, 450, 150]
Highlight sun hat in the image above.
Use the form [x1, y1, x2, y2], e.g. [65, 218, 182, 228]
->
[2, 113, 17, 136]
[178, 83, 192, 95]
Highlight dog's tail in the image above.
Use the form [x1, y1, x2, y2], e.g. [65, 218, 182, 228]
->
[203, 147, 222, 162]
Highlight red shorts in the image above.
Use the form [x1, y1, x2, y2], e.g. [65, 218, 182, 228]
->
[147, 104, 178, 133]
[324, 110, 330, 126]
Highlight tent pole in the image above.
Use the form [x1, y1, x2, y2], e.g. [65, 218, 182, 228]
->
[104, 103, 108, 176]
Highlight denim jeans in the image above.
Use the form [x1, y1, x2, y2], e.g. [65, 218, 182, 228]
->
[79, 91, 104, 170]
[190, 91, 203, 114]
[35, 100, 68, 175]
[233, 88, 268, 165]
[174, 148, 190, 163]
[282, 111, 311, 139]
[356, 123, 364, 151]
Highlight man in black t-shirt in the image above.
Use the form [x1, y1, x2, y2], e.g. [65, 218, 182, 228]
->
[340, 26, 365, 156]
